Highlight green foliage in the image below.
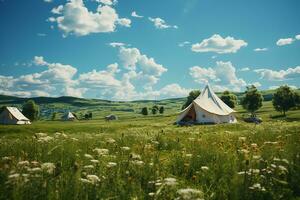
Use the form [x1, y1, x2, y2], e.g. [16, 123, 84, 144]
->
[151, 106, 158, 115]
[241, 85, 263, 116]
[0, 106, 5, 114]
[22, 100, 39, 121]
[182, 90, 200, 109]
[272, 85, 299, 116]
[84, 113, 92, 120]
[51, 112, 57, 120]
[220, 91, 237, 108]
[141, 107, 148, 115]
[159, 106, 164, 114]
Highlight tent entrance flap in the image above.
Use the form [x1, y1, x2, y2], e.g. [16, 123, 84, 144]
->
[182, 104, 196, 122]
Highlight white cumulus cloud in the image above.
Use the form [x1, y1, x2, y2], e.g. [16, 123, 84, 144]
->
[189, 61, 247, 91]
[255, 66, 300, 81]
[148, 17, 177, 29]
[191, 34, 247, 54]
[276, 38, 294, 46]
[131, 11, 143, 18]
[49, 0, 130, 36]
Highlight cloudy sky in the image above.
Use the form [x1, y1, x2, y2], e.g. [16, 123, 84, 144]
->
[0, 0, 299, 100]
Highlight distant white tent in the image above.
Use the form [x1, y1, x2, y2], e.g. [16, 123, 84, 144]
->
[62, 112, 76, 121]
[0, 107, 31, 125]
[176, 84, 237, 124]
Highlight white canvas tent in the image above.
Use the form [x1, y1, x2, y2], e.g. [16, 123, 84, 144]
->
[176, 85, 237, 124]
[62, 112, 76, 121]
[0, 107, 31, 125]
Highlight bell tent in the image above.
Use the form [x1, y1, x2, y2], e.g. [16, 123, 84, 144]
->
[0, 107, 31, 125]
[176, 85, 237, 124]
[62, 112, 76, 121]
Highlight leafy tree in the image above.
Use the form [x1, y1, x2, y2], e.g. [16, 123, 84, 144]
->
[84, 113, 89, 120]
[220, 91, 237, 108]
[88, 112, 92, 119]
[159, 106, 164, 114]
[0, 106, 5, 114]
[51, 112, 57, 120]
[22, 100, 39, 121]
[151, 106, 158, 115]
[272, 85, 298, 116]
[241, 85, 263, 117]
[141, 107, 148, 115]
[153, 105, 159, 111]
[182, 90, 201, 109]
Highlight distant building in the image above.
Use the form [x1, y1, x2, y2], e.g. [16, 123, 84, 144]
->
[0, 107, 31, 125]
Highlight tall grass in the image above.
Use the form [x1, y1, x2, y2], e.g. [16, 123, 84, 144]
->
[0, 119, 299, 200]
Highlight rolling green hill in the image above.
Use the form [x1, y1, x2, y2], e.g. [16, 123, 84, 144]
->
[0, 88, 299, 120]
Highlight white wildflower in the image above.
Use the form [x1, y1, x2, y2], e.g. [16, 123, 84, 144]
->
[177, 188, 204, 200]
[164, 177, 177, 186]
[121, 146, 130, 151]
[131, 153, 141, 160]
[41, 163, 56, 174]
[201, 166, 209, 171]
[83, 165, 94, 170]
[90, 160, 99, 164]
[107, 138, 116, 144]
[87, 175, 100, 185]
[238, 137, 246, 142]
[8, 173, 20, 179]
[107, 162, 117, 168]
[84, 154, 94, 159]
[185, 154, 193, 158]
[278, 165, 288, 172]
[131, 160, 144, 166]
[93, 148, 109, 156]
[251, 143, 258, 148]
[148, 192, 155, 196]
[17, 161, 29, 166]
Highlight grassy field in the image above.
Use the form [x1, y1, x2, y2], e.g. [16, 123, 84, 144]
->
[0, 101, 300, 200]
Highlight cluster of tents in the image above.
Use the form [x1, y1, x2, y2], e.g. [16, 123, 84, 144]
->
[0, 84, 237, 125]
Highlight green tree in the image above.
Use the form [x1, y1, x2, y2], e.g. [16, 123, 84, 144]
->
[141, 107, 148, 115]
[88, 112, 92, 119]
[272, 85, 298, 116]
[220, 91, 237, 108]
[22, 100, 39, 121]
[151, 106, 158, 115]
[159, 106, 164, 114]
[241, 85, 263, 117]
[182, 90, 201, 109]
[51, 112, 57, 120]
[0, 106, 5, 114]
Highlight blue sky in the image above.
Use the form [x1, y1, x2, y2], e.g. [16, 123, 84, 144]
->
[0, 0, 299, 100]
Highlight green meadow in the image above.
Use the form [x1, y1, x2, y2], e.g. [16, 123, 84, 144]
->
[0, 99, 300, 200]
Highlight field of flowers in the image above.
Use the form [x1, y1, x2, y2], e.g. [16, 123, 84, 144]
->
[0, 117, 300, 200]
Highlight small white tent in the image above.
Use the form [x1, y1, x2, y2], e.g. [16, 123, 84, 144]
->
[0, 107, 31, 125]
[176, 85, 237, 124]
[62, 112, 76, 121]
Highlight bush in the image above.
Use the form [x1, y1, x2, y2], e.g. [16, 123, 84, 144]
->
[141, 107, 148, 115]
[220, 91, 237, 108]
[241, 85, 263, 117]
[22, 100, 39, 121]
[159, 106, 164, 114]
